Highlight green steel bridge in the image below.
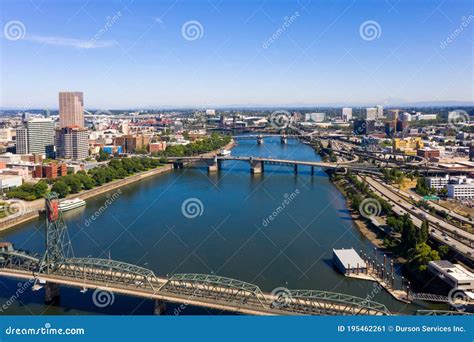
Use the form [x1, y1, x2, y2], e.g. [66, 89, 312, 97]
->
[0, 193, 467, 316]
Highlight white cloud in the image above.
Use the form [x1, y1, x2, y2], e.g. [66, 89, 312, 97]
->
[26, 35, 117, 49]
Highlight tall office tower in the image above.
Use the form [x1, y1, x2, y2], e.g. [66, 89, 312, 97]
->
[387, 109, 400, 121]
[55, 127, 89, 160]
[365, 107, 377, 120]
[376, 105, 384, 118]
[16, 118, 55, 157]
[342, 107, 352, 121]
[15, 128, 28, 154]
[59, 92, 84, 128]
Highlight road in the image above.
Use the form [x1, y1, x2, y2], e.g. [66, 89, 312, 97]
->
[361, 176, 474, 260]
[389, 185, 473, 227]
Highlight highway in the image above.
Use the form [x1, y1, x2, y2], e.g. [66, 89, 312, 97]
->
[389, 185, 473, 227]
[361, 176, 474, 260]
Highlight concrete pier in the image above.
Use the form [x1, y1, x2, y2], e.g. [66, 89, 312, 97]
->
[44, 282, 60, 304]
[207, 156, 222, 172]
[154, 299, 167, 315]
[250, 159, 263, 174]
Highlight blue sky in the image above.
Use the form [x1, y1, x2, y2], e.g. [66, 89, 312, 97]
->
[0, 0, 473, 109]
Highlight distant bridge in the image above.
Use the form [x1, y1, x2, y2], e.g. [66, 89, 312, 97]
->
[165, 155, 380, 175]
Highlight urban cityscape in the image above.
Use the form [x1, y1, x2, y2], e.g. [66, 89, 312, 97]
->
[0, 0, 473, 340]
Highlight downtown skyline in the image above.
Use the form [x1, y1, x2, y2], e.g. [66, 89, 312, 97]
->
[1, 0, 473, 109]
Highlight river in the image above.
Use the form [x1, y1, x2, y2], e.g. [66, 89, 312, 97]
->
[0, 136, 443, 315]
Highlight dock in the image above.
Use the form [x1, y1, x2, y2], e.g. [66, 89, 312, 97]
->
[333, 248, 411, 303]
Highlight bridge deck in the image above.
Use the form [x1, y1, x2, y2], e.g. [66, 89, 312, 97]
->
[0, 267, 390, 316]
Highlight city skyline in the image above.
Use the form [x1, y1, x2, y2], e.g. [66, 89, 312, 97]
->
[1, 0, 473, 109]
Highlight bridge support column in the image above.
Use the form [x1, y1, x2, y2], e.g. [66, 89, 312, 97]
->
[311, 166, 314, 176]
[44, 282, 60, 304]
[154, 300, 167, 315]
[280, 135, 288, 144]
[250, 160, 263, 174]
[257, 135, 264, 145]
[207, 157, 221, 172]
[294, 164, 298, 174]
[173, 162, 184, 169]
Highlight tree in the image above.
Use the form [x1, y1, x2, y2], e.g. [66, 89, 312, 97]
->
[63, 175, 83, 193]
[52, 181, 70, 198]
[96, 148, 109, 162]
[400, 214, 417, 255]
[417, 220, 429, 244]
[75, 171, 95, 190]
[411, 243, 440, 271]
[32, 181, 48, 198]
[438, 245, 449, 258]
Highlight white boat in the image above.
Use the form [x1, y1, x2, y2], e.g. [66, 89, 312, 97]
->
[58, 198, 86, 212]
[218, 149, 231, 156]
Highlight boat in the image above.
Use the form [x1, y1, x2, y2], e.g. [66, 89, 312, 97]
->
[58, 198, 86, 212]
[218, 149, 231, 156]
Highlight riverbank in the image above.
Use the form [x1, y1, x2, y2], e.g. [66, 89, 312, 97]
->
[332, 179, 386, 249]
[0, 165, 174, 233]
[0, 139, 236, 233]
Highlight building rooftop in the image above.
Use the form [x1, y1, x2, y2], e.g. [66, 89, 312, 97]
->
[333, 248, 366, 268]
[429, 260, 474, 282]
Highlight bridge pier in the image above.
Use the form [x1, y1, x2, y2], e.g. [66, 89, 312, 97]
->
[311, 166, 314, 176]
[44, 282, 60, 304]
[294, 164, 298, 174]
[207, 157, 222, 173]
[280, 135, 288, 144]
[250, 159, 263, 174]
[173, 162, 184, 169]
[154, 299, 167, 315]
[257, 135, 264, 145]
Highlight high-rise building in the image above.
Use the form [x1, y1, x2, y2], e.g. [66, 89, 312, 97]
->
[376, 105, 384, 118]
[387, 109, 400, 121]
[365, 107, 377, 121]
[342, 108, 352, 121]
[16, 118, 55, 157]
[55, 127, 89, 160]
[59, 92, 84, 128]
[15, 128, 28, 154]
